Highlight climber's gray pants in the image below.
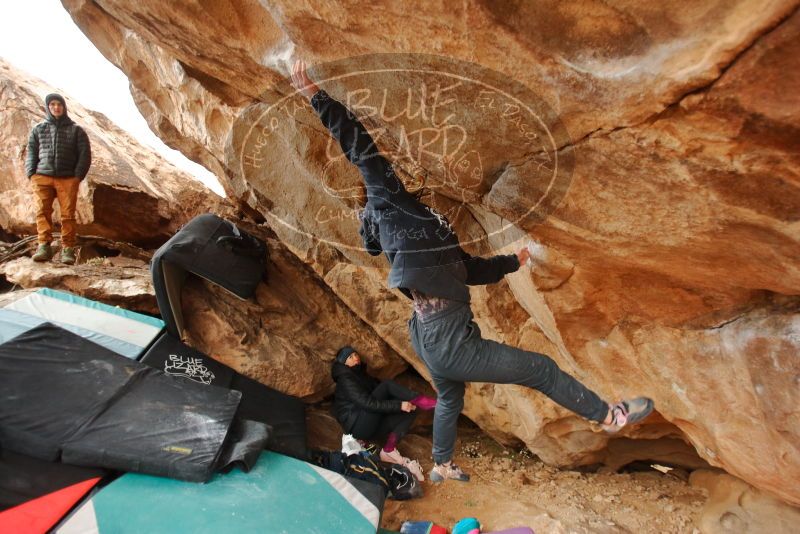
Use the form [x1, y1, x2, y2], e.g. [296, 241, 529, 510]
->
[408, 302, 609, 464]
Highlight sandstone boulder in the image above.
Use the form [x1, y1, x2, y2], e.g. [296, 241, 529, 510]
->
[61, 0, 800, 505]
[0, 59, 223, 247]
[1, 254, 157, 313]
[177, 223, 408, 399]
[0, 222, 409, 400]
[691, 469, 800, 534]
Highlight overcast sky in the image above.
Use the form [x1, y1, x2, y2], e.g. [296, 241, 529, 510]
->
[0, 0, 226, 196]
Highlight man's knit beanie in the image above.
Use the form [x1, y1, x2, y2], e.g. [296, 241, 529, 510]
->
[336, 346, 356, 364]
[45, 93, 66, 107]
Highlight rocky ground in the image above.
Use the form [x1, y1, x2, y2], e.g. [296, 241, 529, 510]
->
[306, 405, 709, 533]
[379, 424, 707, 534]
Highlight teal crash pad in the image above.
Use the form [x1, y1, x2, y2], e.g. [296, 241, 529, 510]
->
[58, 451, 381, 534]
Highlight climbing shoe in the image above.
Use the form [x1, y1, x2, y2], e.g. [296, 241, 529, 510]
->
[603, 397, 654, 433]
[61, 247, 76, 265]
[32, 244, 52, 262]
[380, 448, 405, 464]
[403, 458, 425, 482]
[380, 449, 425, 482]
[430, 462, 470, 483]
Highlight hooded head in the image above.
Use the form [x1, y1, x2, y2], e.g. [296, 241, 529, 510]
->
[335, 346, 357, 365]
[45, 93, 68, 122]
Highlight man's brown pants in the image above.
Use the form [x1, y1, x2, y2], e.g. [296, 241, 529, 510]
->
[31, 174, 80, 247]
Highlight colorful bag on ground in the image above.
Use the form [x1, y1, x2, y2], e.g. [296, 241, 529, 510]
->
[453, 517, 480, 534]
[400, 520, 448, 534]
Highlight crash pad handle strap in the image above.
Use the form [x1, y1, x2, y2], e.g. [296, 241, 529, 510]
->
[216, 226, 266, 259]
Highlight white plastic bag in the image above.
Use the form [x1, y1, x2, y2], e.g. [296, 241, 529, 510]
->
[341, 434, 364, 456]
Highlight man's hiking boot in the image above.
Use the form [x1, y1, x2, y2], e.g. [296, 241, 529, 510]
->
[61, 247, 76, 265]
[430, 462, 470, 483]
[380, 448, 425, 482]
[602, 397, 654, 433]
[32, 244, 52, 262]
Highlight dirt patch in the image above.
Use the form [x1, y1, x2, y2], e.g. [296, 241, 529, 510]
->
[381, 426, 707, 533]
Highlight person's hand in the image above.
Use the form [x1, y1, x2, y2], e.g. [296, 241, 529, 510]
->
[290, 60, 320, 101]
[516, 246, 530, 266]
[401, 401, 416, 412]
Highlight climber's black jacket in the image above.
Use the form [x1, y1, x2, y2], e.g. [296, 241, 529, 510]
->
[311, 90, 519, 303]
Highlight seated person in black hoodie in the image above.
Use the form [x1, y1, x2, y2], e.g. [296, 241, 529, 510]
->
[293, 61, 654, 484]
[332, 346, 435, 482]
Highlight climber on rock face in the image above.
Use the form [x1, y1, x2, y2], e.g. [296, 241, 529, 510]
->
[291, 60, 654, 483]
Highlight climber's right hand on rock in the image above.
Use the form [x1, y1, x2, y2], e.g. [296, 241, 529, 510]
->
[516, 246, 531, 267]
[291, 60, 320, 101]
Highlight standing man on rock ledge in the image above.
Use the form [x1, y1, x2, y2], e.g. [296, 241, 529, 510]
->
[26, 93, 91, 265]
[290, 60, 654, 483]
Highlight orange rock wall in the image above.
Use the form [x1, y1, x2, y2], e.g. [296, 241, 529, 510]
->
[61, 0, 800, 504]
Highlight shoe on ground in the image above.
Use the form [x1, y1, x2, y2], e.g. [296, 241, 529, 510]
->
[379, 448, 405, 465]
[32, 244, 52, 262]
[402, 458, 425, 482]
[602, 397, 654, 433]
[61, 247, 76, 265]
[380, 449, 425, 481]
[429, 462, 470, 483]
